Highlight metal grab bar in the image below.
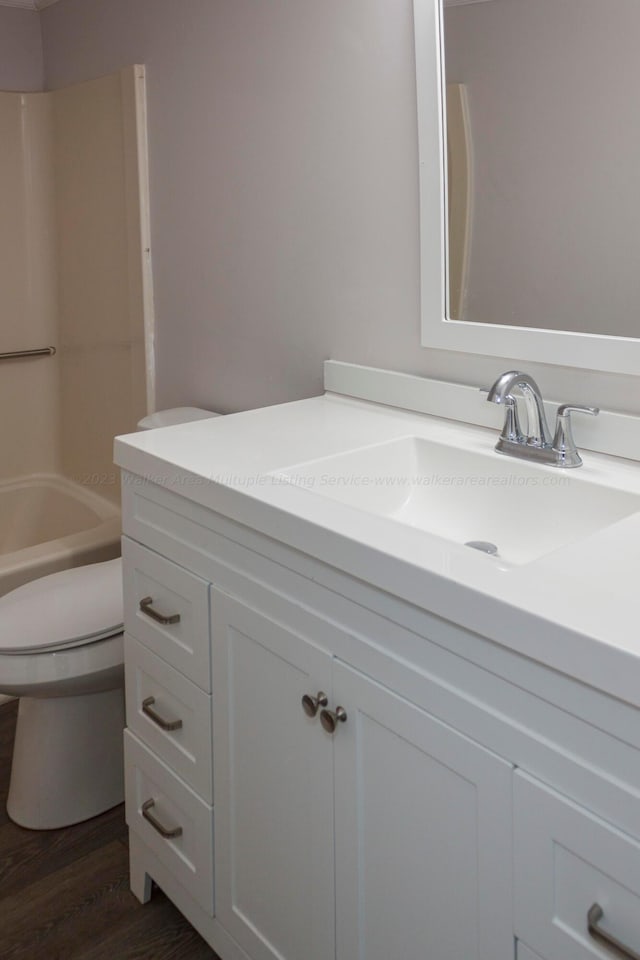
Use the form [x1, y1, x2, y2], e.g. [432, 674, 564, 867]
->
[0, 346, 56, 361]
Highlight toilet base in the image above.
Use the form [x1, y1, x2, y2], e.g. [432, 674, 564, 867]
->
[7, 687, 125, 829]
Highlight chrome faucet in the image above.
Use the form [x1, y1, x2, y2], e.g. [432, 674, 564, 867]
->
[486, 370, 599, 467]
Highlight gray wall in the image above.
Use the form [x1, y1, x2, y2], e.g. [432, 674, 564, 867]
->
[40, 0, 640, 415]
[0, 7, 43, 92]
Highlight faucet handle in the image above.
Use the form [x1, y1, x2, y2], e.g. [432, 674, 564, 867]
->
[552, 404, 599, 468]
[556, 403, 600, 418]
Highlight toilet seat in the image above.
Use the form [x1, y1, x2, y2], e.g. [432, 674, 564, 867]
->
[0, 406, 221, 829]
[0, 558, 123, 655]
[0, 631, 124, 698]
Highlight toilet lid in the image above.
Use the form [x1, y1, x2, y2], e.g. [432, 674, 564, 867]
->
[0, 558, 123, 655]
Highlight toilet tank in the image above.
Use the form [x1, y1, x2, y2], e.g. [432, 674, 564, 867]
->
[137, 407, 220, 431]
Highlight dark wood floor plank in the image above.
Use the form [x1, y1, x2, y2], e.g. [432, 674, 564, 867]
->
[0, 701, 17, 759]
[0, 701, 18, 827]
[0, 801, 127, 898]
[0, 840, 134, 959]
[75, 890, 218, 960]
[0, 699, 220, 960]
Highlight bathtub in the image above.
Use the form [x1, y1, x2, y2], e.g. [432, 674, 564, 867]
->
[0, 473, 121, 598]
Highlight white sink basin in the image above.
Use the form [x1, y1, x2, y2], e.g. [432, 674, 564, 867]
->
[272, 436, 640, 564]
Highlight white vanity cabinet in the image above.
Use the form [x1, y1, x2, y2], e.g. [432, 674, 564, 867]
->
[514, 772, 640, 960]
[211, 588, 513, 960]
[211, 589, 335, 960]
[118, 472, 640, 960]
[517, 945, 546, 960]
[121, 536, 216, 915]
[331, 659, 513, 960]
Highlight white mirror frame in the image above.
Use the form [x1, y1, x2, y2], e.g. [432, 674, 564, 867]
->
[414, 0, 640, 376]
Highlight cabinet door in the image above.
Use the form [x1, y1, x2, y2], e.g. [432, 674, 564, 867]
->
[517, 945, 546, 960]
[212, 589, 335, 960]
[333, 660, 514, 960]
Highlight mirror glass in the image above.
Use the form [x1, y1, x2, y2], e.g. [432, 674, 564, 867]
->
[442, 0, 640, 338]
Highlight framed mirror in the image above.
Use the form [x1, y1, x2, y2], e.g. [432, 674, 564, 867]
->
[414, 0, 640, 375]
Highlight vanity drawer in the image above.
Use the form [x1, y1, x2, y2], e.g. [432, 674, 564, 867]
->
[124, 730, 214, 915]
[122, 537, 211, 691]
[124, 636, 212, 802]
[514, 770, 640, 960]
[517, 945, 545, 960]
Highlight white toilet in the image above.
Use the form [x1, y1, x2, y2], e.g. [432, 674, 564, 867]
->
[0, 406, 218, 830]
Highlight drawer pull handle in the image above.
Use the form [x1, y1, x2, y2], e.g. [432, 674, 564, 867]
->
[588, 903, 640, 960]
[142, 696, 183, 732]
[141, 799, 183, 839]
[320, 706, 348, 734]
[301, 691, 328, 718]
[139, 596, 181, 625]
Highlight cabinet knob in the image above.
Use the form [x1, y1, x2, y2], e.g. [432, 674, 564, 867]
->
[301, 691, 328, 718]
[320, 706, 348, 733]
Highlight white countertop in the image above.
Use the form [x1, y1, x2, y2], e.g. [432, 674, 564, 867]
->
[115, 393, 640, 708]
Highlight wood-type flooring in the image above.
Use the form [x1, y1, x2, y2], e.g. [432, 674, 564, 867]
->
[0, 700, 219, 960]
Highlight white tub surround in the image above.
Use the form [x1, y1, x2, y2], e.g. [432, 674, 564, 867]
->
[116, 370, 640, 960]
[0, 474, 121, 597]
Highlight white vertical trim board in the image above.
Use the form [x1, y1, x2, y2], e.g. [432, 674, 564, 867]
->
[133, 67, 156, 416]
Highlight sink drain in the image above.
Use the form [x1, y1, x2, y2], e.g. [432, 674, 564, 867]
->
[465, 540, 499, 556]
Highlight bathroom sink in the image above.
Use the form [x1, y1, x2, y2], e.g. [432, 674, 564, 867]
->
[271, 436, 640, 565]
